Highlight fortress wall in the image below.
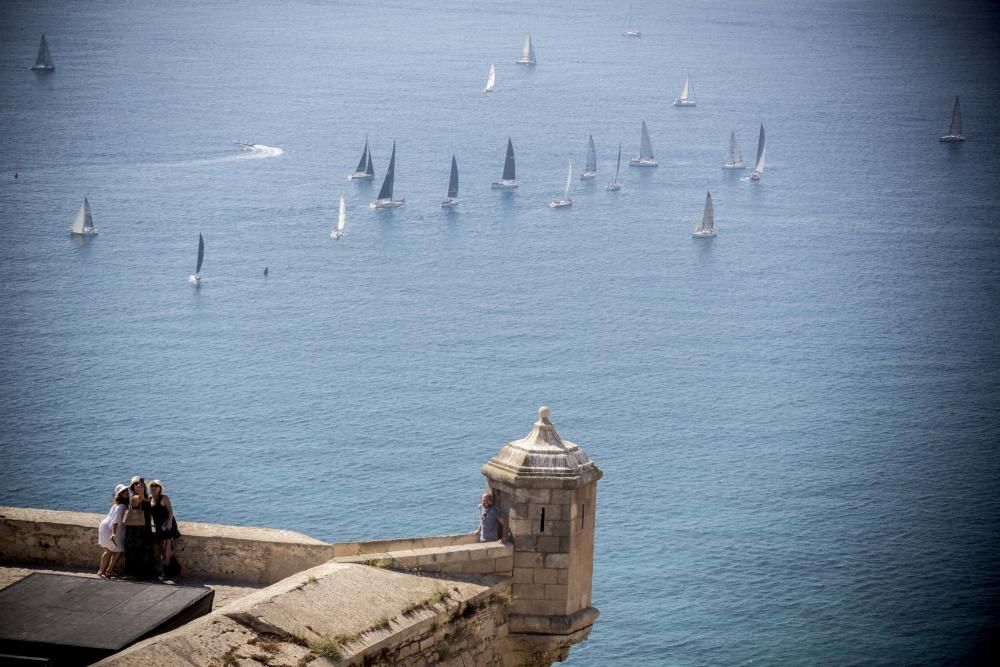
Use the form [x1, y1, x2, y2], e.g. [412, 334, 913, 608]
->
[0, 506, 335, 585]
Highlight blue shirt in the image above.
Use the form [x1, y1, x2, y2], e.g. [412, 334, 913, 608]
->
[479, 505, 503, 542]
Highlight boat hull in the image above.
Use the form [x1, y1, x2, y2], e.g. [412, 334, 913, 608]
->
[441, 198, 459, 208]
[607, 183, 622, 191]
[673, 99, 696, 107]
[548, 199, 572, 208]
[629, 157, 658, 167]
[30, 65, 55, 71]
[370, 199, 405, 209]
[348, 172, 374, 180]
[516, 59, 536, 65]
[580, 171, 597, 180]
[692, 230, 716, 238]
[623, 31, 641, 38]
[330, 230, 343, 239]
[939, 135, 965, 143]
[491, 180, 518, 189]
[188, 274, 200, 285]
[749, 171, 762, 181]
[69, 229, 98, 236]
[722, 163, 746, 170]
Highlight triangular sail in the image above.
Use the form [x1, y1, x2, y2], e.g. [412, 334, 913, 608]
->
[701, 192, 714, 232]
[614, 144, 622, 182]
[35, 35, 53, 68]
[377, 142, 396, 200]
[485, 64, 495, 92]
[354, 137, 369, 173]
[728, 131, 743, 165]
[521, 34, 536, 62]
[365, 150, 374, 176]
[949, 96, 962, 136]
[71, 198, 91, 233]
[753, 124, 766, 174]
[502, 138, 516, 181]
[195, 234, 204, 275]
[563, 161, 573, 199]
[639, 121, 654, 160]
[585, 135, 597, 173]
[447, 155, 459, 198]
[680, 78, 689, 101]
[337, 194, 346, 232]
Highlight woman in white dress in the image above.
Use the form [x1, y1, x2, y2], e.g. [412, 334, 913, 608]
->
[97, 484, 129, 577]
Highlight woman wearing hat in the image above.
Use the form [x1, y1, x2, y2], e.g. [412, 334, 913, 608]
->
[148, 480, 181, 579]
[97, 484, 129, 577]
[123, 475, 154, 579]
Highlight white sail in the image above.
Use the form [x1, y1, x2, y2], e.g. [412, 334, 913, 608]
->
[337, 194, 346, 232]
[582, 135, 597, 177]
[549, 160, 573, 207]
[70, 198, 96, 235]
[564, 160, 573, 199]
[751, 124, 766, 176]
[673, 77, 696, 106]
[484, 64, 495, 93]
[680, 78, 689, 101]
[693, 192, 716, 237]
[723, 131, 744, 168]
[518, 34, 536, 64]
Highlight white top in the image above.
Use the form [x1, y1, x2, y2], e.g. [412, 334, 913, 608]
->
[98, 503, 126, 552]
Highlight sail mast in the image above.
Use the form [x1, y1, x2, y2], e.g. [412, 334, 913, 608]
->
[950, 96, 962, 136]
[564, 161, 573, 199]
[753, 124, 766, 173]
[615, 144, 621, 182]
[447, 155, 459, 198]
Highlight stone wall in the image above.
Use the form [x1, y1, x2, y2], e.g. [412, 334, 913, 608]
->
[0, 506, 335, 585]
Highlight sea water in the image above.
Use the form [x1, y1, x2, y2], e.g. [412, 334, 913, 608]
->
[1, 1, 998, 664]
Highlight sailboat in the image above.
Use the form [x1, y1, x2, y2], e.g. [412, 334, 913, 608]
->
[69, 198, 97, 236]
[188, 234, 204, 285]
[549, 160, 573, 208]
[331, 194, 346, 239]
[491, 138, 518, 189]
[483, 64, 496, 94]
[608, 144, 623, 191]
[370, 141, 404, 208]
[441, 155, 460, 208]
[749, 124, 766, 181]
[581, 135, 597, 179]
[722, 131, 745, 169]
[623, 4, 641, 38]
[30, 34, 54, 71]
[516, 34, 536, 65]
[629, 121, 658, 167]
[348, 136, 375, 180]
[939, 96, 964, 142]
[692, 192, 716, 238]
[673, 77, 696, 106]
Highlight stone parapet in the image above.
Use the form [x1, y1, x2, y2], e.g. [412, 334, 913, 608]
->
[336, 541, 513, 577]
[332, 532, 479, 557]
[0, 506, 334, 585]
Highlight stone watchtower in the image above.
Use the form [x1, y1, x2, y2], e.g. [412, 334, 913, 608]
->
[482, 407, 603, 665]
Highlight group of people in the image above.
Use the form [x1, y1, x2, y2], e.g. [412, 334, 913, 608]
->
[97, 476, 181, 580]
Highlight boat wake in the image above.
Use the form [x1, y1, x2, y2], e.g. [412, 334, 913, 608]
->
[235, 144, 284, 160]
[142, 144, 284, 170]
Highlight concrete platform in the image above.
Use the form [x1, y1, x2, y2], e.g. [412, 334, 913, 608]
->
[0, 573, 214, 666]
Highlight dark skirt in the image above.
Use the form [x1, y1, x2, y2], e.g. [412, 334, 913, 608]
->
[123, 524, 154, 579]
[154, 520, 181, 542]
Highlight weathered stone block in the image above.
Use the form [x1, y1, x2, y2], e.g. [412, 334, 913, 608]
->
[545, 584, 568, 601]
[514, 552, 543, 569]
[515, 488, 551, 504]
[533, 568, 557, 584]
[535, 536, 561, 553]
[512, 583, 546, 600]
[544, 553, 569, 569]
[494, 556, 513, 575]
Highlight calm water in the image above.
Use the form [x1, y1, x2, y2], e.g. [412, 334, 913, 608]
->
[2, 1, 999, 664]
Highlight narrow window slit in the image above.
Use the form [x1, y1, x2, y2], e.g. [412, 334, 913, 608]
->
[540, 507, 546, 532]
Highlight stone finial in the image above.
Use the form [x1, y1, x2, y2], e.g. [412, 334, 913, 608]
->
[481, 406, 601, 484]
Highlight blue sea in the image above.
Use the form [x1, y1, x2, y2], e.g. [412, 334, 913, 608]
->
[1, 1, 999, 664]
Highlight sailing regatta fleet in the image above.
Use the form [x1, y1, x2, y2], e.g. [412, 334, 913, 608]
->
[41, 28, 966, 254]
